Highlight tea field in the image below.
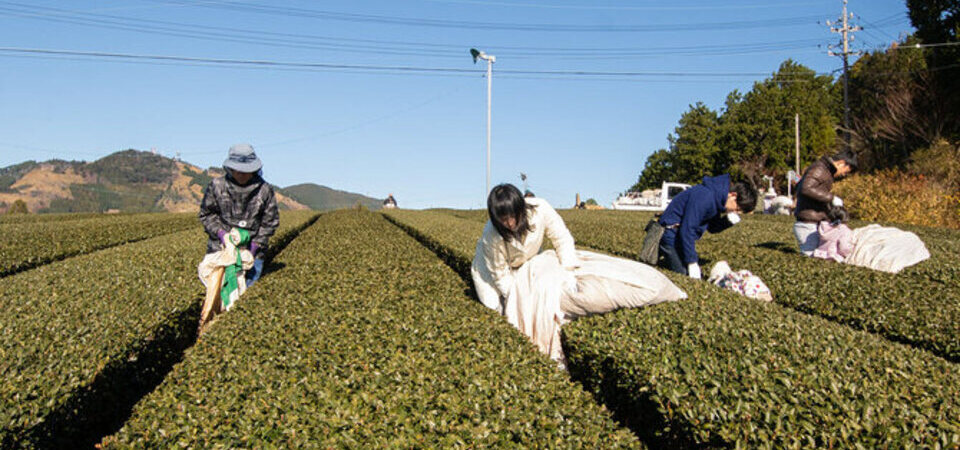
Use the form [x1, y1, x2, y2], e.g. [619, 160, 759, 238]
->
[1, 208, 958, 448]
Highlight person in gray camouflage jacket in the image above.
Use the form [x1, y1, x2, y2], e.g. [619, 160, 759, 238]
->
[198, 143, 279, 287]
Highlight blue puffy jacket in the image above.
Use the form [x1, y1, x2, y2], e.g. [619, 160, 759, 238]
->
[659, 174, 734, 264]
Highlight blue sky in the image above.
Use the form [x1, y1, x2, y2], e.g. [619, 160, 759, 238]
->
[0, 0, 913, 209]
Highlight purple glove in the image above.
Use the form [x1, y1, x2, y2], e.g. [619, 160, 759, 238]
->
[249, 242, 260, 256]
[217, 229, 227, 244]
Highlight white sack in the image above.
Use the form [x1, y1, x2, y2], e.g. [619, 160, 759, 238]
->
[502, 250, 686, 364]
[846, 224, 930, 273]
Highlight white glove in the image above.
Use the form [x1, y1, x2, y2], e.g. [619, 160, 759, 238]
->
[239, 249, 255, 271]
[226, 228, 243, 246]
[831, 196, 843, 207]
[687, 263, 702, 280]
[727, 212, 741, 225]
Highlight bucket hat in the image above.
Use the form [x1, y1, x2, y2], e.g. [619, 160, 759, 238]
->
[223, 143, 263, 173]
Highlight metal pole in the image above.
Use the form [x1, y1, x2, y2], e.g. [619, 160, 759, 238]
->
[791, 113, 799, 198]
[842, 0, 850, 150]
[795, 113, 800, 174]
[486, 58, 492, 198]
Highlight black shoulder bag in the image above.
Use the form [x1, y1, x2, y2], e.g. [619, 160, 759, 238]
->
[639, 214, 664, 266]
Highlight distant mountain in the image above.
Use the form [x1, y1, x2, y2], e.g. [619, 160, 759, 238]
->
[0, 149, 312, 213]
[281, 183, 383, 211]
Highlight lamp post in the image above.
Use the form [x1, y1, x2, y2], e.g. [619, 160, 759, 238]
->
[471, 48, 495, 199]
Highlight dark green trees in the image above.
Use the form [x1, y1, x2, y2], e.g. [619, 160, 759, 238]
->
[633, 60, 837, 191]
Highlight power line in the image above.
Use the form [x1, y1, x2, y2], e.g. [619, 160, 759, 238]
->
[0, 3, 457, 59]
[0, 2, 830, 60]
[870, 12, 910, 27]
[7, 46, 952, 81]
[0, 47, 837, 78]
[148, 0, 824, 33]
[416, 0, 829, 11]
[891, 41, 960, 49]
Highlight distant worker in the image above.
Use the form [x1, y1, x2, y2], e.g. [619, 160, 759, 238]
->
[793, 151, 857, 256]
[383, 194, 398, 209]
[658, 174, 757, 279]
[199, 143, 279, 288]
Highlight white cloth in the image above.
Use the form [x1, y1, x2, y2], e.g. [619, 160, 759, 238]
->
[471, 197, 579, 313]
[495, 250, 686, 364]
[793, 221, 822, 256]
[708, 260, 773, 302]
[687, 262, 702, 279]
[471, 198, 686, 364]
[846, 225, 930, 273]
[198, 245, 255, 310]
[766, 196, 793, 215]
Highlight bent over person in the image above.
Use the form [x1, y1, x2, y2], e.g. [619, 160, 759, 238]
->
[199, 143, 279, 288]
[471, 184, 686, 367]
[794, 151, 857, 256]
[658, 174, 757, 279]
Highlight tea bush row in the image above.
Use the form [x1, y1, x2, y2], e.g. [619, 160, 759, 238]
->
[0, 212, 197, 277]
[105, 210, 637, 448]
[0, 211, 104, 224]
[557, 210, 960, 362]
[0, 211, 318, 448]
[387, 210, 960, 448]
[428, 208, 489, 223]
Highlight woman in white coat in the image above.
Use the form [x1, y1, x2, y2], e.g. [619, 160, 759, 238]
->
[471, 184, 686, 365]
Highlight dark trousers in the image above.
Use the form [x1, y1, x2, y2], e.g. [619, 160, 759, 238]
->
[658, 229, 687, 275]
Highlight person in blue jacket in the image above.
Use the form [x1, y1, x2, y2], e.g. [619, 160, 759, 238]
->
[658, 174, 758, 279]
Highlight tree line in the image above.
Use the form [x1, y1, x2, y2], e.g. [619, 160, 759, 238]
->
[632, 0, 959, 194]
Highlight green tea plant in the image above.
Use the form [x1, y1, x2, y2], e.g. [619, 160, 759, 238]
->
[0, 211, 104, 224]
[0, 211, 318, 448]
[558, 210, 960, 362]
[0, 213, 197, 277]
[105, 210, 637, 448]
[386, 210, 960, 448]
[429, 208, 489, 223]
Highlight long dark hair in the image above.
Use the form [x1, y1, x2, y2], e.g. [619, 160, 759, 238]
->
[487, 184, 536, 242]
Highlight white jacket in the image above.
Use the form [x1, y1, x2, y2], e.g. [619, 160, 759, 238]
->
[470, 197, 579, 312]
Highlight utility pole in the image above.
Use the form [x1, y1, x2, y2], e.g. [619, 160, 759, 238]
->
[827, 0, 861, 150]
[795, 113, 800, 175]
[789, 113, 800, 198]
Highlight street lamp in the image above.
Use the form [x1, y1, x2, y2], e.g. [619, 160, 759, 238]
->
[470, 48, 495, 200]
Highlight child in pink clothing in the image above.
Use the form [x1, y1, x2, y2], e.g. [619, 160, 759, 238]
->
[813, 206, 854, 262]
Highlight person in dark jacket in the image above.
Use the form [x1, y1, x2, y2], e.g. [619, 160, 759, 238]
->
[198, 143, 279, 287]
[658, 174, 758, 279]
[793, 151, 857, 256]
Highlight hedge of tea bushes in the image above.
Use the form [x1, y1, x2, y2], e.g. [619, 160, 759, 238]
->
[557, 210, 960, 362]
[0, 212, 197, 277]
[563, 272, 960, 448]
[385, 210, 960, 448]
[699, 214, 960, 299]
[387, 210, 484, 274]
[0, 211, 104, 224]
[0, 211, 318, 448]
[429, 208, 489, 223]
[105, 210, 638, 448]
